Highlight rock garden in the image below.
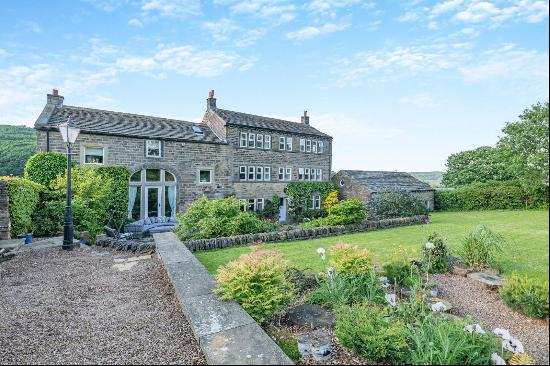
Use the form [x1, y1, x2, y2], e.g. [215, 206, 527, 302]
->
[211, 224, 549, 365]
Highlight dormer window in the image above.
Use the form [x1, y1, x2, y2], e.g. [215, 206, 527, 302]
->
[146, 140, 162, 158]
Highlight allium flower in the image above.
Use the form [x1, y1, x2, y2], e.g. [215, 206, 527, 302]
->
[317, 247, 325, 255]
[327, 266, 335, 279]
[493, 328, 512, 340]
[385, 293, 397, 306]
[464, 324, 485, 335]
[431, 302, 447, 312]
[502, 338, 525, 354]
[491, 353, 506, 365]
[425, 242, 435, 249]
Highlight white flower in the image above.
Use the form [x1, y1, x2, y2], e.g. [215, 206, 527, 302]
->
[317, 248, 326, 255]
[491, 353, 506, 365]
[431, 302, 447, 312]
[378, 276, 388, 283]
[327, 266, 335, 279]
[502, 338, 525, 354]
[425, 242, 435, 249]
[493, 328, 512, 340]
[385, 293, 397, 306]
[464, 324, 485, 335]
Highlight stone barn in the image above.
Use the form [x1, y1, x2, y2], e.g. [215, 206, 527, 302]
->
[332, 170, 435, 211]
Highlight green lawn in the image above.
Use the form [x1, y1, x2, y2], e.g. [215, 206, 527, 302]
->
[195, 210, 549, 281]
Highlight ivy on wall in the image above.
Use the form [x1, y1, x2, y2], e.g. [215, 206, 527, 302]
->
[285, 182, 335, 221]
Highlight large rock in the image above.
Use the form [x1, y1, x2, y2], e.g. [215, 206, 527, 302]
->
[297, 329, 332, 362]
[285, 304, 334, 329]
[467, 272, 504, 288]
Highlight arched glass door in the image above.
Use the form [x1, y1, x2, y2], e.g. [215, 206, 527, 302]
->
[128, 169, 177, 220]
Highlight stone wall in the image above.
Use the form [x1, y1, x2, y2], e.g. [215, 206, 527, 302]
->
[184, 215, 429, 252]
[0, 181, 10, 240]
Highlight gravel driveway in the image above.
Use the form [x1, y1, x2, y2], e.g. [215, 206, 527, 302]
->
[0, 246, 206, 365]
[434, 273, 549, 365]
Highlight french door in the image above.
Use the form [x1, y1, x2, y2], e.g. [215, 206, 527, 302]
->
[145, 186, 162, 218]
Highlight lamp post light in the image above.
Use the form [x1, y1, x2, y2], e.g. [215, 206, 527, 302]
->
[58, 118, 80, 250]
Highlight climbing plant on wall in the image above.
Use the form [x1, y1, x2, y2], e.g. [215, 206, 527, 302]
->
[285, 182, 335, 221]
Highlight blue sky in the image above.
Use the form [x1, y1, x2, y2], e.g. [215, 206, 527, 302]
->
[0, 0, 548, 171]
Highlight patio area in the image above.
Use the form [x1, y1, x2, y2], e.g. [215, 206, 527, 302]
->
[0, 245, 205, 365]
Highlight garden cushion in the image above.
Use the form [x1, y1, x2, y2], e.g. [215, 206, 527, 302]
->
[124, 216, 179, 238]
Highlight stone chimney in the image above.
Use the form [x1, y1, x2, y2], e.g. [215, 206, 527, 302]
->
[47, 88, 64, 108]
[301, 110, 310, 125]
[207, 89, 217, 110]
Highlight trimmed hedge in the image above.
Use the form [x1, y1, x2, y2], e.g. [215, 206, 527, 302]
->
[24, 152, 67, 187]
[0, 176, 43, 235]
[435, 181, 547, 211]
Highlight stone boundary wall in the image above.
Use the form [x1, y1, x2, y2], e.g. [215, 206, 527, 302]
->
[153, 232, 293, 365]
[0, 182, 10, 240]
[185, 215, 430, 252]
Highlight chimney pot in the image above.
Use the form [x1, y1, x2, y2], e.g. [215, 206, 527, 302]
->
[207, 89, 217, 110]
[47, 89, 64, 108]
[301, 110, 310, 125]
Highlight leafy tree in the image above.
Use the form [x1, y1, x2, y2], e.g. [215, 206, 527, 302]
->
[0, 125, 36, 177]
[442, 146, 513, 187]
[24, 152, 67, 187]
[497, 102, 549, 188]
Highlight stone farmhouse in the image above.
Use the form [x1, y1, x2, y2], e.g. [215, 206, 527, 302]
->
[34, 90, 332, 222]
[332, 170, 435, 210]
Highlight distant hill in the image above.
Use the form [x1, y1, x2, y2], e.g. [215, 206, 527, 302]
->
[0, 125, 36, 177]
[409, 171, 444, 188]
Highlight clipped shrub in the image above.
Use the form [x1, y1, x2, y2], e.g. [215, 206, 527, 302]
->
[329, 242, 374, 275]
[459, 225, 505, 271]
[306, 271, 386, 308]
[335, 303, 409, 363]
[215, 248, 294, 323]
[367, 189, 428, 220]
[500, 272, 549, 319]
[0, 177, 43, 235]
[407, 315, 501, 365]
[24, 152, 67, 186]
[422, 232, 450, 273]
[50, 166, 118, 237]
[174, 196, 277, 240]
[326, 199, 367, 225]
[96, 166, 129, 217]
[324, 190, 339, 210]
[383, 247, 421, 286]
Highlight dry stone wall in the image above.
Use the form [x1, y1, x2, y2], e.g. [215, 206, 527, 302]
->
[185, 215, 429, 252]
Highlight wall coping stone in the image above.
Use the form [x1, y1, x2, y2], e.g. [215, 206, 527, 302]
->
[153, 232, 293, 365]
[184, 215, 430, 252]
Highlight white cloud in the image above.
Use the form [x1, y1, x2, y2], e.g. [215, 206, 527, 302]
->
[128, 18, 144, 26]
[454, 1, 500, 22]
[367, 20, 382, 31]
[399, 93, 439, 107]
[459, 44, 549, 82]
[306, 0, 361, 12]
[286, 23, 350, 40]
[235, 28, 267, 47]
[141, 0, 202, 17]
[202, 18, 239, 42]
[398, 11, 422, 22]
[431, 0, 463, 17]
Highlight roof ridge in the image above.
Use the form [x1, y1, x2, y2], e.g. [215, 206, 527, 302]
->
[63, 105, 203, 126]
[217, 108, 303, 125]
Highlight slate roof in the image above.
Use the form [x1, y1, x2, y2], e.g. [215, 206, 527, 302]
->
[37, 106, 224, 143]
[342, 170, 434, 193]
[215, 109, 331, 138]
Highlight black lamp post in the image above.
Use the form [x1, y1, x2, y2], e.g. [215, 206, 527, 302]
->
[58, 118, 80, 250]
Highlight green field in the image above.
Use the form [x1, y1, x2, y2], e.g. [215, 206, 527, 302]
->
[195, 210, 549, 281]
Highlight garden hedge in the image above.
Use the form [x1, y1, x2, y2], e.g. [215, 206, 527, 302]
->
[435, 181, 548, 211]
[0, 176, 43, 235]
